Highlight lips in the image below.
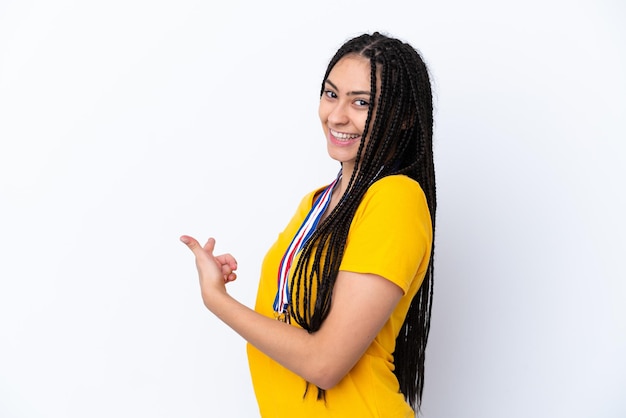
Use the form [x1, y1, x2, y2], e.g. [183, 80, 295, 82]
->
[329, 128, 361, 145]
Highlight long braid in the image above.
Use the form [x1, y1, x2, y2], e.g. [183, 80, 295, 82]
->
[290, 32, 437, 411]
[389, 34, 437, 409]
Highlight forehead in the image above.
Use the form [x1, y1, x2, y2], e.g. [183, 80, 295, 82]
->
[327, 55, 372, 87]
[327, 55, 383, 99]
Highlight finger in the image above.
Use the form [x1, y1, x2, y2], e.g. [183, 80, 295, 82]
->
[202, 237, 216, 254]
[221, 263, 233, 276]
[216, 253, 238, 270]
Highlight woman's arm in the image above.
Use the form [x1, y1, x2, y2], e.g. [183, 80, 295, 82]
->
[180, 236, 403, 390]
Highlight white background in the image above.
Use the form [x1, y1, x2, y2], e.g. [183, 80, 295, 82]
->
[1, 0, 624, 417]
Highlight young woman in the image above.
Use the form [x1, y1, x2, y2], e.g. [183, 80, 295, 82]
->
[181, 32, 436, 417]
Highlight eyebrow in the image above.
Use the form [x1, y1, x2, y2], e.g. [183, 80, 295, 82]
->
[325, 79, 371, 96]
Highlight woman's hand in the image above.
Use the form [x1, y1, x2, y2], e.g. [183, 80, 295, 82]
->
[180, 235, 238, 309]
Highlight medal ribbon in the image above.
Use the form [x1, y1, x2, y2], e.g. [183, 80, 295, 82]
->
[273, 173, 340, 318]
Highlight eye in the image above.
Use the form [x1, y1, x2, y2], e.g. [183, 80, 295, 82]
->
[354, 99, 369, 107]
[324, 90, 337, 99]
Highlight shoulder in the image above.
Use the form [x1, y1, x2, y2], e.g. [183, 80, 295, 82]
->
[358, 175, 429, 216]
[367, 174, 424, 197]
[341, 175, 433, 292]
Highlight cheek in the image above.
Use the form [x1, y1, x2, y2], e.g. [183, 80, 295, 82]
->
[356, 114, 368, 132]
[318, 101, 328, 122]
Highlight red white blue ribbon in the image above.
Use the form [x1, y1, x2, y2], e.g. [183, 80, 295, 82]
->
[273, 174, 340, 319]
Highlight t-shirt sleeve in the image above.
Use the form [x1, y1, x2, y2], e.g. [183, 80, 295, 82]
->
[339, 175, 433, 294]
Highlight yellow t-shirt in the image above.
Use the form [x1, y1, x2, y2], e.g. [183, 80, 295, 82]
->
[247, 175, 433, 418]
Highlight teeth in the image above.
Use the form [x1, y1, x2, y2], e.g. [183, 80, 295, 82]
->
[331, 129, 359, 140]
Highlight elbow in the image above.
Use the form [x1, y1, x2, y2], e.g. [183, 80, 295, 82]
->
[315, 377, 341, 391]
[307, 362, 347, 390]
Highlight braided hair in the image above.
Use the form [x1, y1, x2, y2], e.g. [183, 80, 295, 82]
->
[290, 32, 436, 412]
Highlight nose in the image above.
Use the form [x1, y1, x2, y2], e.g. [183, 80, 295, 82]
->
[327, 102, 349, 125]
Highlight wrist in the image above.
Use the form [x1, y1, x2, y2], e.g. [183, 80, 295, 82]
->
[202, 286, 229, 313]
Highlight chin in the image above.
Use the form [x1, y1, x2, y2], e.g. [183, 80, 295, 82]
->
[326, 148, 354, 165]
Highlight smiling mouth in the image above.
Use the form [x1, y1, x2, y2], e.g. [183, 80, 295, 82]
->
[330, 129, 360, 141]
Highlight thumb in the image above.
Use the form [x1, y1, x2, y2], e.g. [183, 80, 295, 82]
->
[180, 235, 214, 257]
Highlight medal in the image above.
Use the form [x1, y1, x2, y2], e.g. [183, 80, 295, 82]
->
[272, 172, 340, 321]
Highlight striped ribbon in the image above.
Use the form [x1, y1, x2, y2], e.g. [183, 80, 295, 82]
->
[273, 173, 340, 321]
